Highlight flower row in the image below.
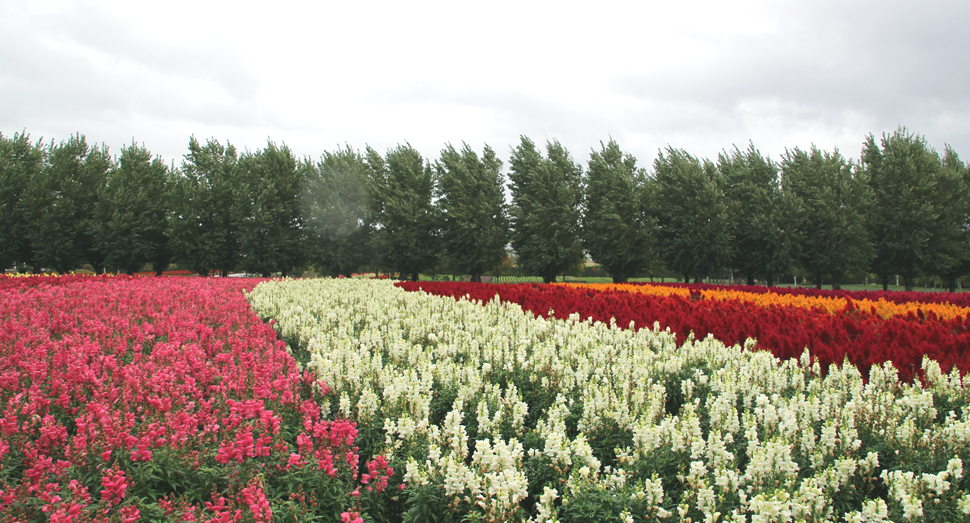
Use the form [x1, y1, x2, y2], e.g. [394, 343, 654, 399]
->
[646, 281, 970, 308]
[557, 282, 970, 321]
[0, 275, 391, 522]
[398, 281, 970, 383]
[249, 278, 970, 522]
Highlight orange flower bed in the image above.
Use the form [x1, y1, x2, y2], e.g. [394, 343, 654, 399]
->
[558, 282, 970, 321]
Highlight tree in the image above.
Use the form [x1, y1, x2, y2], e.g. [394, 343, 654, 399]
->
[652, 147, 732, 283]
[719, 144, 796, 286]
[932, 146, 970, 292]
[301, 145, 375, 277]
[581, 139, 654, 283]
[26, 134, 111, 274]
[781, 146, 872, 289]
[366, 143, 438, 281]
[171, 136, 242, 276]
[862, 128, 941, 291]
[508, 136, 584, 284]
[236, 141, 307, 277]
[98, 142, 171, 275]
[0, 131, 44, 272]
[435, 143, 508, 282]
[150, 169, 177, 276]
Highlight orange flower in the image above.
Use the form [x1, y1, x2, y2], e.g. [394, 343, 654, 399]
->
[558, 283, 970, 321]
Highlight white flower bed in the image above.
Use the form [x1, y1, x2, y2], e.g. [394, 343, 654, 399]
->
[248, 278, 970, 522]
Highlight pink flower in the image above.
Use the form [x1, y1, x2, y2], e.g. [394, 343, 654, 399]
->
[120, 504, 140, 522]
[100, 468, 128, 506]
[341, 511, 364, 523]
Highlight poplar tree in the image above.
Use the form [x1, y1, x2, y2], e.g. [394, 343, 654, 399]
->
[99, 142, 170, 275]
[720, 144, 797, 286]
[932, 146, 970, 291]
[171, 136, 241, 276]
[301, 145, 375, 277]
[0, 131, 44, 272]
[781, 146, 872, 289]
[26, 134, 111, 274]
[435, 143, 508, 282]
[653, 147, 732, 283]
[863, 128, 941, 291]
[508, 136, 584, 284]
[366, 143, 438, 281]
[237, 141, 307, 277]
[582, 139, 654, 283]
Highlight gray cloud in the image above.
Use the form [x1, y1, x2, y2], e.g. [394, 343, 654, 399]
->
[0, 0, 264, 157]
[2, 0, 968, 168]
[612, 0, 970, 158]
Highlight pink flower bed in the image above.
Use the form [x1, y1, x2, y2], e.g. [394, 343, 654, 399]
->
[0, 275, 392, 522]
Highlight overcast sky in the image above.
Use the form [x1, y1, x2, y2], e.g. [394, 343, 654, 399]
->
[2, 0, 969, 171]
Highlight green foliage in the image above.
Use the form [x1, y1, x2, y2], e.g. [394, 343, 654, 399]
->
[932, 146, 970, 292]
[5, 126, 969, 285]
[98, 142, 171, 275]
[508, 136, 585, 284]
[863, 127, 944, 291]
[171, 136, 242, 276]
[582, 139, 655, 283]
[782, 145, 873, 289]
[653, 147, 733, 282]
[720, 143, 797, 286]
[237, 140, 307, 277]
[26, 134, 111, 274]
[301, 145, 375, 277]
[366, 143, 439, 281]
[435, 142, 508, 282]
[0, 131, 44, 272]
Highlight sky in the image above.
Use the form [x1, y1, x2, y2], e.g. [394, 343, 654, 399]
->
[2, 0, 969, 171]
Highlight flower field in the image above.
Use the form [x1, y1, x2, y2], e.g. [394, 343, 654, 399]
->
[250, 278, 970, 522]
[0, 276, 392, 522]
[397, 281, 970, 384]
[7, 276, 970, 522]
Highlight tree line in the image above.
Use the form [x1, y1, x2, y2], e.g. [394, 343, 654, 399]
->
[1, 127, 968, 291]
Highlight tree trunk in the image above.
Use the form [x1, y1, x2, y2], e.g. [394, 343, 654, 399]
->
[471, 272, 481, 283]
[542, 274, 555, 284]
[684, 274, 690, 284]
[947, 275, 958, 294]
[816, 272, 822, 290]
[410, 272, 419, 282]
[746, 274, 755, 286]
[904, 275, 914, 292]
[613, 276, 628, 283]
[765, 274, 774, 287]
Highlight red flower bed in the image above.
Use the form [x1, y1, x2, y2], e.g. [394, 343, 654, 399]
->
[396, 281, 970, 382]
[0, 276, 392, 522]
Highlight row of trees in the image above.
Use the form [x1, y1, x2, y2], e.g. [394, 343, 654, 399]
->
[2, 128, 968, 290]
[0, 134, 304, 277]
